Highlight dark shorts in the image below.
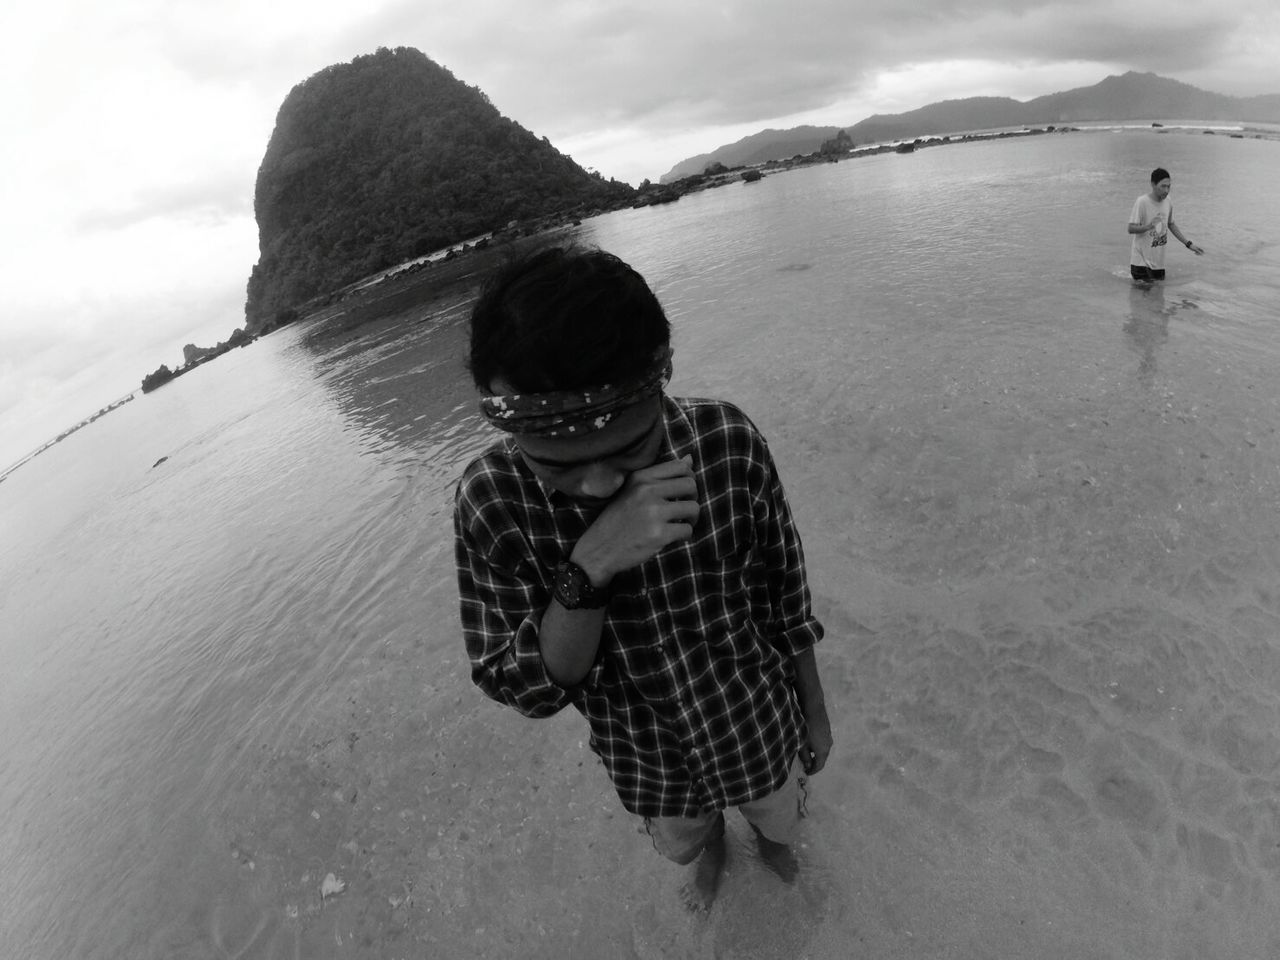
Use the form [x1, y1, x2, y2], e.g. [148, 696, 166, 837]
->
[1130, 264, 1165, 282]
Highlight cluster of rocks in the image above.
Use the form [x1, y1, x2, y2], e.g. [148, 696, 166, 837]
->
[140, 327, 256, 393]
[751, 124, 1082, 175]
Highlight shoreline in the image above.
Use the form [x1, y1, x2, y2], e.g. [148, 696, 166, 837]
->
[268, 117, 1279, 350]
[1, 394, 136, 483]
[246, 127, 1089, 342]
[8, 120, 1272, 482]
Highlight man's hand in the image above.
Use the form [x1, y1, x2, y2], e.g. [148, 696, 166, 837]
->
[571, 456, 699, 584]
[800, 699, 833, 775]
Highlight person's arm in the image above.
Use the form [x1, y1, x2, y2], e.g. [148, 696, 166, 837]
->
[537, 604, 610, 688]
[455, 500, 580, 717]
[1127, 196, 1151, 234]
[464, 456, 699, 692]
[748, 426, 832, 773]
[543, 456, 699, 685]
[791, 646, 833, 774]
[1167, 215, 1204, 255]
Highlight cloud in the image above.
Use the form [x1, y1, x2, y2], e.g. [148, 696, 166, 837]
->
[73, 0, 1267, 178]
[374, 0, 1265, 181]
[2, 0, 1277, 465]
[317, 0, 1259, 136]
[75, 175, 255, 234]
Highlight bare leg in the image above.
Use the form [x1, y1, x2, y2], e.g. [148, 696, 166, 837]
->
[751, 823, 798, 884]
[680, 831, 727, 912]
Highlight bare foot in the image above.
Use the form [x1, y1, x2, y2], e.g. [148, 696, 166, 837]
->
[751, 825, 798, 884]
[679, 834, 727, 912]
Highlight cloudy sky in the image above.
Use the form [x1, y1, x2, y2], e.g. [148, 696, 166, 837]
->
[2, 0, 1277, 469]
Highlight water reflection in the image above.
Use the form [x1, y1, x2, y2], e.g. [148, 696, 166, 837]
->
[1123, 280, 1207, 389]
[1124, 280, 1169, 387]
[290, 235, 584, 503]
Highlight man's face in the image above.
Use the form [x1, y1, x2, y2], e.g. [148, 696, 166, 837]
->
[512, 397, 665, 504]
[1152, 177, 1171, 201]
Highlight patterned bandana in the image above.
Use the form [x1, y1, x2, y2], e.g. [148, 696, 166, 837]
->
[479, 347, 673, 437]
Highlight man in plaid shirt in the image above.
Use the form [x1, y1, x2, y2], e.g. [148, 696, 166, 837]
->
[454, 246, 832, 909]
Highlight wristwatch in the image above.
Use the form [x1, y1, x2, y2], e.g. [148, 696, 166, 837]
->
[553, 560, 612, 609]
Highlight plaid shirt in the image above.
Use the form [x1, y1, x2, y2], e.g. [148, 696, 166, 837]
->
[453, 396, 823, 818]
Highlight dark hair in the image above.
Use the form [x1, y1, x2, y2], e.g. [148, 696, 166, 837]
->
[1150, 167, 1171, 184]
[467, 246, 671, 393]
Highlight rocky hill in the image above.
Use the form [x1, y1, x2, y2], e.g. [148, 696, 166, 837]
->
[661, 72, 1280, 181]
[245, 46, 634, 331]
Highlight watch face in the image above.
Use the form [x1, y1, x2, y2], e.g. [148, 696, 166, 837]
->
[559, 571, 582, 604]
[556, 562, 587, 607]
[556, 561, 609, 609]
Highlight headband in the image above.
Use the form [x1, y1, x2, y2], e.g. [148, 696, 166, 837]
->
[479, 347, 673, 437]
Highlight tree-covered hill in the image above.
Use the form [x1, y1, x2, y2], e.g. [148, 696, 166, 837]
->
[659, 125, 843, 183]
[245, 47, 634, 330]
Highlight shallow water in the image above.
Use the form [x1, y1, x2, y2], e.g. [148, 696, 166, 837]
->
[3, 128, 1280, 958]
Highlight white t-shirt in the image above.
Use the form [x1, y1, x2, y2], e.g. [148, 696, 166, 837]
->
[1130, 194, 1172, 269]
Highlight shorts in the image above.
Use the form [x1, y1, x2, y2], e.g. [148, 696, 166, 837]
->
[1130, 264, 1165, 282]
[642, 758, 808, 864]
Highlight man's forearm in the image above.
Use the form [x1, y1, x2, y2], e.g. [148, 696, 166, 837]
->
[539, 601, 608, 687]
[791, 644, 833, 774]
[791, 645, 827, 711]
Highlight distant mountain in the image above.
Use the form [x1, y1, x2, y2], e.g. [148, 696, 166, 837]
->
[661, 72, 1280, 181]
[667, 125, 844, 182]
[246, 46, 634, 330]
